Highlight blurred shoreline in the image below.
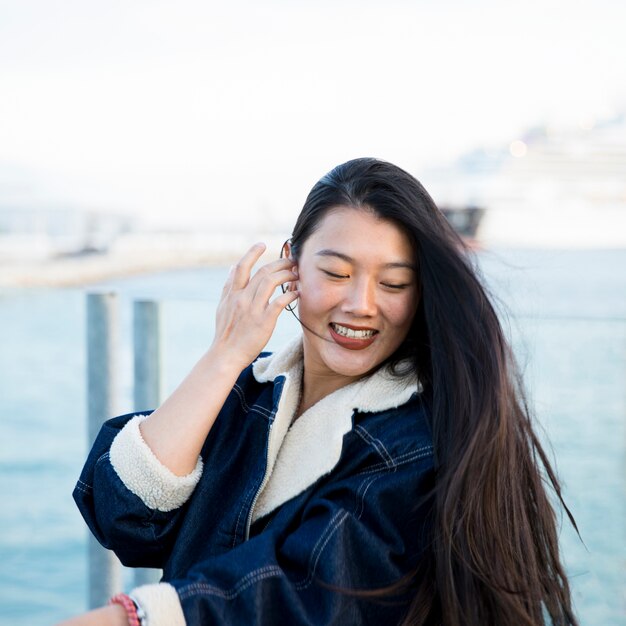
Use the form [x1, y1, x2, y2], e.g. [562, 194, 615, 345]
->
[3, 235, 625, 290]
[0, 233, 288, 288]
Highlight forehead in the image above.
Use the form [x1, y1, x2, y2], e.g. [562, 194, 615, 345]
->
[301, 206, 414, 262]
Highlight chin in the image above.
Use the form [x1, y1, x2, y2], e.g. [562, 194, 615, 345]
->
[318, 344, 391, 378]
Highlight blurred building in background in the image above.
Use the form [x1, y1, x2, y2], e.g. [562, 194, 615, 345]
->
[0, 206, 132, 261]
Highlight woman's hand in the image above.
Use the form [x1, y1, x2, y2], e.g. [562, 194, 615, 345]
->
[55, 604, 129, 625]
[137, 242, 299, 477]
[210, 242, 299, 370]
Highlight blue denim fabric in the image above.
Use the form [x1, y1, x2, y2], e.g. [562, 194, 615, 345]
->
[74, 360, 435, 625]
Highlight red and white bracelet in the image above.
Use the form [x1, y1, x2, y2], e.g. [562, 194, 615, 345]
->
[108, 593, 146, 626]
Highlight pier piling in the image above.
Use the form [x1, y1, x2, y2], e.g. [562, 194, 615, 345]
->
[86, 292, 123, 608]
[132, 299, 164, 587]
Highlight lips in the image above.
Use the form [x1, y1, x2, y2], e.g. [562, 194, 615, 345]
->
[329, 322, 378, 350]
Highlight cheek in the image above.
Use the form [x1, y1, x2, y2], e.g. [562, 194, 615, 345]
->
[297, 276, 336, 315]
[382, 295, 417, 328]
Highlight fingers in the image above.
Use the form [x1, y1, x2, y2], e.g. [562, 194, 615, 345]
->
[249, 267, 297, 306]
[224, 242, 298, 318]
[248, 256, 297, 288]
[269, 289, 300, 315]
[229, 242, 297, 291]
[230, 242, 267, 290]
[221, 264, 236, 297]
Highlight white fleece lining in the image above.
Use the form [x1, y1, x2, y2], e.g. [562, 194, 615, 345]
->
[251, 335, 420, 521]
[261, 357, 303, 497]
[253, 379, 360, 520]
[130, 583, 186, 626]
[109, 414, 203, 512]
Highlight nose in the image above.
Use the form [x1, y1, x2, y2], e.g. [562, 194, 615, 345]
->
[341, 276, 377, 318]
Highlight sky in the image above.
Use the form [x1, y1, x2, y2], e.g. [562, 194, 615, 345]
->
[0, 0, 625, 230]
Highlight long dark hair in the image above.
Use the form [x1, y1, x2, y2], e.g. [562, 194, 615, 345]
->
[290, 158, 578, 625]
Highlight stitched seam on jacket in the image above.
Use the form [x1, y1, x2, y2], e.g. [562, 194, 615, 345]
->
[231, 410, 277, 547]
[354, 425, 395, 468]
[251, 403, 273, 417]
[96, 451, 110, 465]
[294, 509, 350, 590]
[355, 445, 433, 476]
[249, 406, 274, 420]
[74, 483, 91, 494]
[232, 383, 273, 417]
[232, 478, 262, 548]
[231, 383, 255, 414]
[356, 474, 380, 520]
[77, 479, 93, 491]
[179, 565, 285, 600]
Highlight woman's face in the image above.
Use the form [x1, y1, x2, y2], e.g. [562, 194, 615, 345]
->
[294, 206, 419, 382]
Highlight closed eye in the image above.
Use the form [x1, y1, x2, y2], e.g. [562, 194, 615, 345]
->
[382, 283, 410, 290]
[322, 270, 349, 279]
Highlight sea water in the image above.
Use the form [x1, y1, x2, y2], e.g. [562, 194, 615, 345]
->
[0, 247, 624, 625]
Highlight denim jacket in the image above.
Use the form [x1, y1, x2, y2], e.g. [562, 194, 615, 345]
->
[74, 336, 435, 626]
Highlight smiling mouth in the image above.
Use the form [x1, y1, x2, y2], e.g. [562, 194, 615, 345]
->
[329, 322, 378, 339]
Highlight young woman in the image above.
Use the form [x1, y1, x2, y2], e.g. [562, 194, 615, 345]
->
[61, 158, 578, 625]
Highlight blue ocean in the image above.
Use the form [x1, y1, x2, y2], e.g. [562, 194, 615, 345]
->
[1, 247, 624, 625]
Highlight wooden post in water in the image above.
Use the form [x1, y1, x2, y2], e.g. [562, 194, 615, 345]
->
[86, 292, 123, 608]
[133, 299, 164, 587]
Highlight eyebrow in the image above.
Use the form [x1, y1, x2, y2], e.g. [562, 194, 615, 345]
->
[315, 249, 416, 271]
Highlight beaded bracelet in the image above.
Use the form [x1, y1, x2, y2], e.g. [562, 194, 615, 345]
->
[109, 593, 144, 626]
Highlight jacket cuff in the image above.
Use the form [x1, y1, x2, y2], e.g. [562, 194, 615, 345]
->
[109, 414, 203, 512]
[130, 582, 186, 626]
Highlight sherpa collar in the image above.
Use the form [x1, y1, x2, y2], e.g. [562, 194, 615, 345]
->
[250, 335, 421, 521]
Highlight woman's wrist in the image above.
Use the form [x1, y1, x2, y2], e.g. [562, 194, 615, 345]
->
[109, 593, 145, 626]
[55, 604, 130, 625]
[203, 340, 251, 375]
[109, 603, 133, 626]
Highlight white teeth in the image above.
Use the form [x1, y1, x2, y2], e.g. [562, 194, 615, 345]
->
[331, 323, 376, 339]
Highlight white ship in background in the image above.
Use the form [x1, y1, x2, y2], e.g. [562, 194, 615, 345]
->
[428, 112, 626, 248]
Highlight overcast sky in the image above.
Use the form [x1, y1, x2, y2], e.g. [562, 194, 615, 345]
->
[1, 0, 624, 229]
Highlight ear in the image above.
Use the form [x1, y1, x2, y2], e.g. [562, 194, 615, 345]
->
[281, 239, 299, 269]
[281, 239, 293, 261]
[281, 239, 298, 292]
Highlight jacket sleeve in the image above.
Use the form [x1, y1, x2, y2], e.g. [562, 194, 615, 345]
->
[73, 411, 204, 568]
[129, 446, 435, 626]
